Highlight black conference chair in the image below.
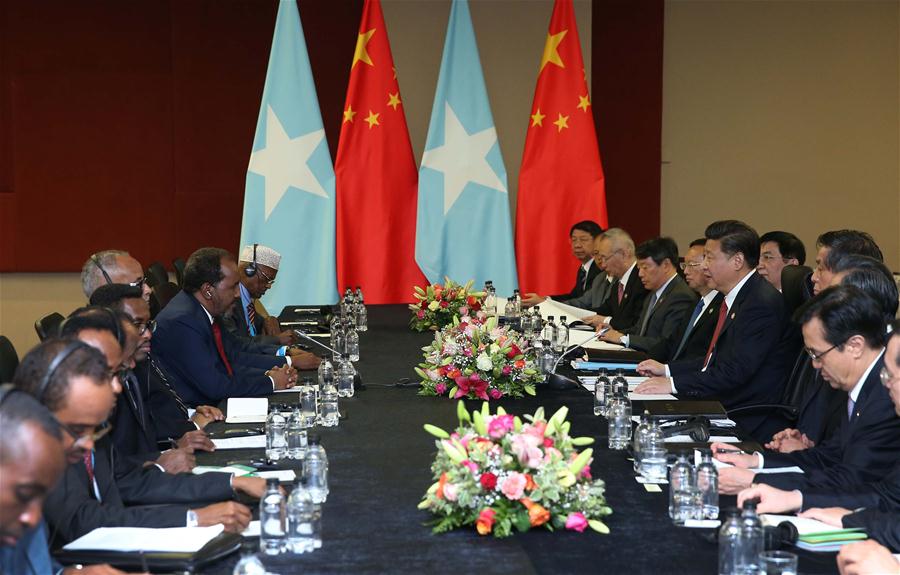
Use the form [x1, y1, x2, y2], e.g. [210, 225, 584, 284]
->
[781, 264, 813, 320]
[145, 262, 169, 289]
[172, 258, 186, 287]
[0, 336, 19, 382]
[150, 281, 180, 318]
[34, 312, 65, 342]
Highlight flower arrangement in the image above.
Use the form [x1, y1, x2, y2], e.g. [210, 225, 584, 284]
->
[418, 402, 612, 538]
[415, 315, 542, 400]
[409, 279, 484, 332]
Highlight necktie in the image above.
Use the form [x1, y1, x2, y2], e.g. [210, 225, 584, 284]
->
[83, 450, 101, 502]
[617, 282, 625, 305]
[123, 373, 146, 431]
[576, 266, 587, 292]
[847, 397, 855, 421]
[703, 301, 729, 368]
[246, 302, 257, 336]
[673, 299, 705, 359]
[639, 293, 658, 336]
[211, 321, 234, 376]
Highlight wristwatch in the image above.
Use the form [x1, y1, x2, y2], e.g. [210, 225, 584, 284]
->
[186, 509, 199, 527]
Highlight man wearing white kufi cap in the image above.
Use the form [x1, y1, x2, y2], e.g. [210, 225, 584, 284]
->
[222, 244, 321, 370]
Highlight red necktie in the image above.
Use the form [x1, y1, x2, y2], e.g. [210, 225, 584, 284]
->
[617, 282, 625, 304]
[211, 321, 234, 376]
[703, 301, 729, 368]
[83, 450, 95, 484]
[246, 302, 256, 335]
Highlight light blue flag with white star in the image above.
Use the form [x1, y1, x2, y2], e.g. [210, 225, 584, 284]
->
[416, 0, 518, 296]
[241, 0, 337, 309]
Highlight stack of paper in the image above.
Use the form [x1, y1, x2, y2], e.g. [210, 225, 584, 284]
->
[225, 398, 269, 423]
[64, 525, 225, 553]
[761, 515, 867, 552]
[210, 434, 267, 450]
[537, 299, 594, 320]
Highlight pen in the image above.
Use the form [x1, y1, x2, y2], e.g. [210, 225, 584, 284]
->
[715, 448, 743, 454]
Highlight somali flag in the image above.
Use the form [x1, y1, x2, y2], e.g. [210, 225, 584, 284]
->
[416, 0, 518, 297]
[241, 0, 338, 308]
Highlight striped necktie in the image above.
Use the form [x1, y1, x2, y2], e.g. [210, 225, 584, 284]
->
[246, 302, 257, 336]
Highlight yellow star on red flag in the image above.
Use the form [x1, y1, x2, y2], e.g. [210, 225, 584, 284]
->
[553, 113, 569, 132]
[352, 29, 376, 68]
[577, 95, 590, 112]
[531, 109, 546, 127]
[343, 105, 356, 124]
[540, 30, 567, 71]
[387, 92, 401, 111]
[364, 110, 380, 129]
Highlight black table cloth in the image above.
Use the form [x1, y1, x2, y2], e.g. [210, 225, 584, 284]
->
[195, 305, 839, 574]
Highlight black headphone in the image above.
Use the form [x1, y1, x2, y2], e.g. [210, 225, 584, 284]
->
[58, 307, 124, 350]
[661, 416, 711, 443]
[91, 254, 114, 285]
[244, 243, 258, 278]
[35, 341, 93, 403]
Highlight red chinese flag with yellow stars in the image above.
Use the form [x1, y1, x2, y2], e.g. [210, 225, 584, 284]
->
[335, 0, 426, 303]
[515, 0, 607, 295]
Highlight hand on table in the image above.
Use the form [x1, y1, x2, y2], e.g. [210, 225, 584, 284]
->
[711, 442, 759, 468]
[191, 405, 224, 428]
[268, 365, 298, 390]
[632, 377, 673, 394]
[765, 428, 814, 453]
[232, 476, 268, 499]
[636, 360, 666, 377]
[737, 484, 802, 514]
[194, 501, 251, 533]
[156, 448, 196, 474]
[581, 315, 607, 328]
[65, 565, 143, 575]
[838, 540, 900, 575]
[799, 507, 852, 527]
[176, 429, 215, 452]
[599, 329, 624, 344]
[289, 349, 321, 370]
[717, 466, 756, 494]
[276, 330, 296, 346]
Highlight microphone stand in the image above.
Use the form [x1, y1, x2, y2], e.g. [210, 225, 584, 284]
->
[293, 329, 365, 391]
[546, 329, 605, 390]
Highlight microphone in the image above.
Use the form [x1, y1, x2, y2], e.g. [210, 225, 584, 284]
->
[546, 329, 606, 390]
[293, 329, 365, 391]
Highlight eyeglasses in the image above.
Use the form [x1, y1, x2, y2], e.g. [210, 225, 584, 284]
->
[257, 267, 275, 286]
[596, 250, 623, 264]
[805, 342, 842, 362]
[107, 366, 129, 383]
[59, 421, 113, 447]
[881, 366, 898, 387]
[680, 262, 703, 270]
[133, 319, 156, 336]
[126, 276, 147, 288]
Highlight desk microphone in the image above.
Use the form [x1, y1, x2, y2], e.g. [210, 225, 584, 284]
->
[293, 329, 365, 391]
[546, 329, 605, 390]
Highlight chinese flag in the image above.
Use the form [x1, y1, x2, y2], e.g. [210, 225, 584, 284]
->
[515, 0, 607, 295]
[336, 0, 426, 303]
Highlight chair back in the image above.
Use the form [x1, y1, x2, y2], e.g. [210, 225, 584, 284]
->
[781, 264, 813, 320]
[145, 262, 169, 289]
[0, 336, 19, 382]
[150, 282, 181, 318]
[172, 258, 186, 287]
[34, 312, 65, 341]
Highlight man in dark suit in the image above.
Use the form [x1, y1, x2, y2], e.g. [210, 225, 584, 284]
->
[712, 286, 899, 495]
[736, 321, 900, 565]
[671, 238, 723, 361]
[14, 339, 263, 546]
[599, 237, 697, 362]
[757, 230, 806, 292]
[810, 229, 884, 296]
[583, 228, 650, 332]
[634, 220, 797, 441]
[522, 220, 606, 307]
[153, 247, 299, 407]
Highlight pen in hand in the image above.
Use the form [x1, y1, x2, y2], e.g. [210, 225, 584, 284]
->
[715, 448, 743, 454]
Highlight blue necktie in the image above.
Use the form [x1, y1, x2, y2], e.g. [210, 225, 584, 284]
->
[847, 397, 855, 421]
[673, 299, 705, 359]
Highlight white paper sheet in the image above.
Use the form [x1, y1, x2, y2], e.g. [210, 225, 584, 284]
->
[582, 339, 629, 351]
[225, 397, 269, 423]
[628, 392, 677, 401]
[273, 387, 303, 394]
[537, 299, 595, 320]
[665, 435, 740, 443]
[63, 525, 225, 553]
[256, 469, 297, 482]
[567, 329, 601, 347]
[211, 434, 267, 450]
[761, 515, 850, 536]
[242, 520, 261, 538]
[191, 465, 254, 476]
[580, 377, 649, 391]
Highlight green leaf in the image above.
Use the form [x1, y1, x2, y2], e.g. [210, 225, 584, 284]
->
[457, 400, 471, 423]
[423, 424, 450, 439]
[588, 519, 610, 534]
[568, 448, 593, 475]
[524, 385, 536, 396]
[472, 410, 487, 436]
[571, 437, 595, 446]
[448, 385, 459, 398]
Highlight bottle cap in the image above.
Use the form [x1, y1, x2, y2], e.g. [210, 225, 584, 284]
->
[266, 477, 279, 487]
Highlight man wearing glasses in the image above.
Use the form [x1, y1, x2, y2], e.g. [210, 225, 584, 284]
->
[14, 339, 264, 547]
[80, 250, 151, 302]
[582, 228, 649, 331]
[737, 321, 900, 574]
[711, 285, 900, 495]
[670, 238, 723, 362]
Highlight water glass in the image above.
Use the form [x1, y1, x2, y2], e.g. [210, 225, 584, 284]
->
[319, 387, 339, 427]
[758, 551, 798, 575]
[300, 386, 318, 427]
[639, 445, 668, 482]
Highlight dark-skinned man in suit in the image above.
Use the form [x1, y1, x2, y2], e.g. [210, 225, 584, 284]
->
[634, 220, 797, 441]
[599, 237, 697, 362]
[582, 228, 649, 332]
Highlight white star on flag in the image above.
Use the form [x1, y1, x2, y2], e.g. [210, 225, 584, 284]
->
[420, 102, 507, 215]
[248, 104, 328, 220]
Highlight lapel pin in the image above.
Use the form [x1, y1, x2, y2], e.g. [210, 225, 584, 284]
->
[731, 313, 736, 320]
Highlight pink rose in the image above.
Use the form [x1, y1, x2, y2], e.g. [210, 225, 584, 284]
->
[434, 382, 447, 395]
[565, 512, 588, 532]
[459, 306, 469, 316]
[461, 460, 479, 473]
[510, 434, 543, 469]
[501, 365, 512, 375]
[489, 388, 503, 400]
[417, 310, 425, 319]
[486, 414, 514, 438]
[443, 482, 459, 502]
[524, 421, 547, 438]
[500, 472, 527, 500]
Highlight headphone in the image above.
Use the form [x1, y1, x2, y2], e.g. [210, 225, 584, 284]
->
[661, 416, 711, 443]
[91, 254, 114, 285]
[244, 243, 258, 278]
[35, 341, 91, 403]
[58, 307, 125, 351]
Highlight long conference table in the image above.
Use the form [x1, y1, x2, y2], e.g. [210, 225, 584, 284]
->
[196, 305, 841, 574]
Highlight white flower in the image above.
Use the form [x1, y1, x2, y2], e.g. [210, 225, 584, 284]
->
[428, 300, 440, 311]
[476, 352, 493, 371]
